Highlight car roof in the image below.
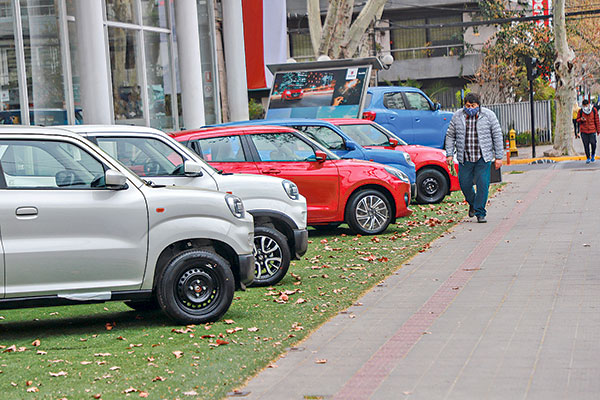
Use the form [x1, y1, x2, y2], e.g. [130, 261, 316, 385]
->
[323, 118, 372, 125]
[172, 125, 298, 141]
[367, 86, 421, 93]
[0, 125, 84, 139]
[60, 124, 165, 135]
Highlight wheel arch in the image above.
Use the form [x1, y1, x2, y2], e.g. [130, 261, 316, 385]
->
[344, 184, 397, 223]
[417, 164, 451, 195]
[249, 209, 298, 258]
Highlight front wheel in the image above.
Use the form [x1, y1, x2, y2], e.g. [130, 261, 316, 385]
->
[156, 250, 234, 324]
[250, 226, 291, 287]
[416, 168, 448, 204]
[345, 189, 392, 235]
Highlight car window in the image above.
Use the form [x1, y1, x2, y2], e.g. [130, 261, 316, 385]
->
[404, 92, 432, 111]
[193, 135, 246, 162]
[337, 124, 391, 146]
[383, 93, 406, 110]
[249, 132, 316, 162]
[96, 136, 184, 177]
[0, 139, 106, 189]
[292, 125, 345, 150]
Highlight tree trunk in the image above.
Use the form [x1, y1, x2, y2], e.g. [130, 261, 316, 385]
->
[341, 0, 387, 58]
[329, 0, 354, 59]
[307, 0, 322, 57]
[545, 0, 577, 156]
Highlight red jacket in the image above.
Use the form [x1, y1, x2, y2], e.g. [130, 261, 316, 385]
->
[577, 108, 600, 134]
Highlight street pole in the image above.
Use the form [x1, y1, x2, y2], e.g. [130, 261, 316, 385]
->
[530, 78, 536, 158]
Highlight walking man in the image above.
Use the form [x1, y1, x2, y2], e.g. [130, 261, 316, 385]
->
[445, 93, 504, 223]
[576, 99, 600, 163]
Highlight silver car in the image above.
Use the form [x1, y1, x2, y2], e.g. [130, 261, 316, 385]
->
[0, 127, 254, 324]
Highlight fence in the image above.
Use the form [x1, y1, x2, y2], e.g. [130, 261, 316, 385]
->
[444, 100, 553, 144]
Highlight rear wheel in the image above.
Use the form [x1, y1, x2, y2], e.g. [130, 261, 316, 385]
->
[250, 226, 291, 287]
[345, 189, 392, 235]
[156, 250, 234, 324]
[416, 168, 448, 204]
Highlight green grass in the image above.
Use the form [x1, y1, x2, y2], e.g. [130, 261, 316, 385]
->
[509, 170, 525, 174]
[0, 188, 503, 399]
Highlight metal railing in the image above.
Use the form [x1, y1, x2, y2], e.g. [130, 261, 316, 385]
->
[390, 44, 464, 59]
[444, 100, 553, 144]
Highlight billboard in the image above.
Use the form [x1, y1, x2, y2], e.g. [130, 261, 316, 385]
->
[265, 66, 371, 119]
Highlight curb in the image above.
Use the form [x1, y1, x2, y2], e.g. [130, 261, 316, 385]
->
[508, 155, 586, 165]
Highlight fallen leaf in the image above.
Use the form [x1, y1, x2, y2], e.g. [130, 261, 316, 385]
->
[216, 339, 229, 346]
[31, 339, 41, 347]
[26, 387, 39, 393]
[184, 390, 199, 396]
[94, 353, 111, 357]
[139, 391, 149, 398]
[152, 376, 166, 382]
[224, 319, 235, 324]
[295, 298, 306, 304]
[172, 351, 184, 358]
[105, 322, 114, 331]
[3, 345, 16, 353]
[315, 359, 327, 364]
[109, 366, 120, 371]
[49, 371, 68, 377]
[123, 387, 137, 394]
[80, 361, 92, 365]
[247, 327, 259, 332]
[36, 350, 47, 355]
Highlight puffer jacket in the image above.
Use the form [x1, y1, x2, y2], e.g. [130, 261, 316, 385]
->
[445, 107, 504, 164]
[576, 108, 600, 134]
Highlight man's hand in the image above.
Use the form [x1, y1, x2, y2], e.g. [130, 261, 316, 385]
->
[446, 156, 454, 166]
[494, 159, 503, 170]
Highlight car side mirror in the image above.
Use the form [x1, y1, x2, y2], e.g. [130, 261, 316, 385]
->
[314, 150, 327, 162]
[435, 103, 441, 111]
[345, 141, 357, 151]
[183, 160, 204, 177]
[389, 137, 399, 147]
[105, 169, 128, 190]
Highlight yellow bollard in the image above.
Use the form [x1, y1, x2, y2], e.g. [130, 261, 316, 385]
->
[509, 129, 518, 156]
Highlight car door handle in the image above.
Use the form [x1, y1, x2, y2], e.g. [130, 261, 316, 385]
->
[415, 118, 421, 122]
[16, 206, 38, 216]
[261, 168, 281, 175]
[389, 116, 396, 120]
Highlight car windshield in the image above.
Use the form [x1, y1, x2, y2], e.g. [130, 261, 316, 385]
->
[337, 123, 408, 146]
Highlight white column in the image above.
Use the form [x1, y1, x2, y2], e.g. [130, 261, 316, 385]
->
[75, 0, 112, 124]
[174, 0, 205, 129]
[222, 0, 249, 121]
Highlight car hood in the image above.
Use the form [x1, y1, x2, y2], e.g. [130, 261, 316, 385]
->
[359, 147, 412, 166]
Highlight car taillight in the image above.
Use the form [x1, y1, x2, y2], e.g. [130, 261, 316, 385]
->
[362, 111, 376, 121]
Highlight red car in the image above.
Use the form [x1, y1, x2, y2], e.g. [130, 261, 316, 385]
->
[282, 86, 304, 101]
[325, 119, 460, 204]
[172, 125, 412, 235]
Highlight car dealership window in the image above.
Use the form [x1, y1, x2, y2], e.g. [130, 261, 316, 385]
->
[250, 133, 315, 162]
[0, 140, 104, 189]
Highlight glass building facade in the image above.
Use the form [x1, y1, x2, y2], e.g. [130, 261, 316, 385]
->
[0, 0, 219, 129]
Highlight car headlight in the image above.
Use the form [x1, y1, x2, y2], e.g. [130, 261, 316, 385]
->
[402, 152, 414, 166]
[225, 194, 245, 218]
[282, 180, 300, 200]
[384, 166, 410, 183]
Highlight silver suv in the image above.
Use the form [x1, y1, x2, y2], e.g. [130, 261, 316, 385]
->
[0, 127, 254, 324]
[62, 125, 309, 287]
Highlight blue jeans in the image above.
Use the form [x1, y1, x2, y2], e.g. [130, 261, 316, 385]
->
[458, 158, 492, 217]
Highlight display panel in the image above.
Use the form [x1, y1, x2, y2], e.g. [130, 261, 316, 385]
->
[266, 66, 371, 119]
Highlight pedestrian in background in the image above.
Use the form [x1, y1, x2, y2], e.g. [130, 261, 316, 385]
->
[576, 99, 600, 163]
[572, 101, 580, 137]
[445, 92, 504, 223]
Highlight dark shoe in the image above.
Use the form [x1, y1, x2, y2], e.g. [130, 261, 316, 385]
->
[477, 216, 487, 223]
[468, 205, 475, 218]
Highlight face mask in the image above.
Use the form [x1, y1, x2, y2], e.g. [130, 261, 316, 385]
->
[583, 105, 593, 114]
[464, 107, 479, 117]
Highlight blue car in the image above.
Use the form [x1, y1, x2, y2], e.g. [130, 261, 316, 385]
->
[212, 118, 417, 199]
[362, 87, 454, 149]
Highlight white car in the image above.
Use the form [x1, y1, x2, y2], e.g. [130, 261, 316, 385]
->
[62, 125, 309, 287]
[0, 127, 255, 324]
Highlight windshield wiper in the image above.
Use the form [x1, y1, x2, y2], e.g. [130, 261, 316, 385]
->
[142, 179, 165, 188]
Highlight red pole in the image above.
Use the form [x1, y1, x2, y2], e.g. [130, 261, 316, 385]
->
[506, 140, 511, 165]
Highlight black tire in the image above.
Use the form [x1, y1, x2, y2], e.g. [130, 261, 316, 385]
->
[156, 250, 234, 324]
[416, 168, 448, 204]
[124, 298, 160, 312]
[250, 226, 291, 287]
[345, 189, 392, 235]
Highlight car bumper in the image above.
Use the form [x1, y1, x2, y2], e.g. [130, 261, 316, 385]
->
[410, 183, 417, 201]
[236, 254, 255, 290]
[293, 228, 309, 259]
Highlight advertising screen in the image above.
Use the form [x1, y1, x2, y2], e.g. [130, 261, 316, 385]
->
[266, 66, 371, 119]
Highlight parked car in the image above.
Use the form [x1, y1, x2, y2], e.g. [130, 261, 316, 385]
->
[213, 118, 417, 199]
[362, 86, 454, 149]
[172, 125, 412, 235]
[326, 118, 460, 204]
[0, 126, 255, 324]
[62, 125, 308, 287]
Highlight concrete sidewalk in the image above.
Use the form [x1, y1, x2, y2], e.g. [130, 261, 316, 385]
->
[507, 137, 587, 164]
[227, 161, 600, 400]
